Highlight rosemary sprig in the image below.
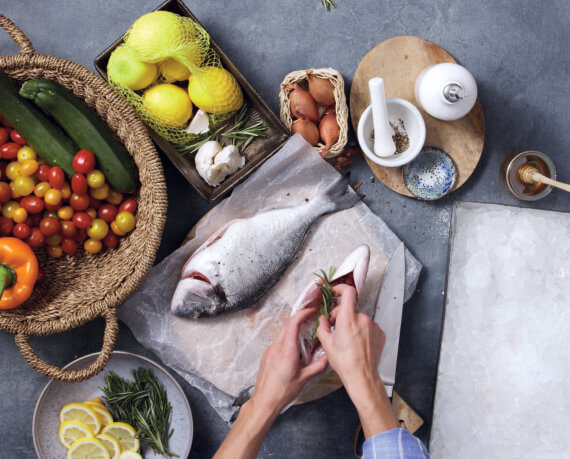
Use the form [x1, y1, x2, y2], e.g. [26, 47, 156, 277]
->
[102, 368, 178, 457]
[311, 267, 336, 341]
[321, 0, 337, 12]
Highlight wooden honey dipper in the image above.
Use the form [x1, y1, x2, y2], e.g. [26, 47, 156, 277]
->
[518, 164, 570, 193]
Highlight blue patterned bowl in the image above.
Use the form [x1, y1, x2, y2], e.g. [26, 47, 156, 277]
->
[403, 147, 457, 200]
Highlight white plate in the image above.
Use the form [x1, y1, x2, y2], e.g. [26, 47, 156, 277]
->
[33, 351, 193, 458]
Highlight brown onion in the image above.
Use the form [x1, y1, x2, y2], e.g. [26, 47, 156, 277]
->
[306, 70, 336, 106]
[319, 112, 340, 157]
[291, 119, 320, 146]
[285, 83, 319, 122]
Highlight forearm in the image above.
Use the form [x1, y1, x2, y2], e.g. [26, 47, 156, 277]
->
[213, 398, 278, 459]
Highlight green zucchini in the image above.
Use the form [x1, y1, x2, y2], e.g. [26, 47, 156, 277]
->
[20, 79, 138, 193]
[0, 70, 77, 176]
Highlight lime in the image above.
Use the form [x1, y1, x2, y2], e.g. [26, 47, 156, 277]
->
[142, 83, 193, 127]
[159, 58, 191, 82]
[188, 67, 244, 115]
[107, 44, 157, 90]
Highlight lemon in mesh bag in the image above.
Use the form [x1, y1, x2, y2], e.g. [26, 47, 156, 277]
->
[188, 66, 244, 115]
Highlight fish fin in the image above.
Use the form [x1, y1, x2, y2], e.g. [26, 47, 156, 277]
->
[322, 174, 361, 212]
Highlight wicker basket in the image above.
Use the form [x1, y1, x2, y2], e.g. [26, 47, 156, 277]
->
[279, 68, 348, 158]
[0, 15, 167, 382]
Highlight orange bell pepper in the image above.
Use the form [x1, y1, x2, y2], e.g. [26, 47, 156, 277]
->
[0, 237, 38, 309]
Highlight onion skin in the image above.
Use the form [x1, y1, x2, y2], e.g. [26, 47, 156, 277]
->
[285, 83, 319, 122]
[291, 119, 320, 146]
[319, 112, 340, 157]
[306, 70, 336, 106]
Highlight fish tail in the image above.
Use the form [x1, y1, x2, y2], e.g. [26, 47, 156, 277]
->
[320, 174, 361, 213]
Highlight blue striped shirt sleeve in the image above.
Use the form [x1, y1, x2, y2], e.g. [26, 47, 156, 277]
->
[362, 428, 429, 459]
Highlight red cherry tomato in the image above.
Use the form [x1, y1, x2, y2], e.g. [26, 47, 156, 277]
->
[118, 199, 138, 214]
[103, 231, 119, 249]
[89, 196, 102, 209]
[98, 203, 118, 223]
[69, 193, 90, 211]
[30, 213, 42, 227]
[20, 196, 46, 214]
[0, 127, 9, 145]
[39, 216, 61, 237]
[72, 150, 96, 174]
[61, 237, 77, 255]
[35, 164, 51, 182]
[26, 227, 46, 248]
[9, 130, 26, 145]
[0, 142, 20, 160]
[48, 167, 65, 190]
[0, 216, 13, 236]
[0, 182, 11, 204]
[72, 212, 91, 229]
[45, 201, 63, 212]
[13, 222, 31, 239]
[71, 174, 88, 195]
[74, 228, 87, 242]
[61, 220, 78, 238]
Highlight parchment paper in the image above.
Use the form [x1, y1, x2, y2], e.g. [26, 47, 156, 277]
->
[119, 135, 421, 422]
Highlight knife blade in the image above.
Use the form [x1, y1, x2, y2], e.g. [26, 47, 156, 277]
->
[374, 242, 406, 396]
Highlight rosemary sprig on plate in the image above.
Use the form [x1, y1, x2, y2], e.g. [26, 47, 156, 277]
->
[102, 367, 178, 457]
[311, 267, 336, 341]
[321, 0, 337, 12]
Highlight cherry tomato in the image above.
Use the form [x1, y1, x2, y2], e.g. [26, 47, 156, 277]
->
[45, 201, 62, 212]
[72, 212, 91, 229]
[46, 244, 63, 258]
[106, 189, 123, 205]
[12, 207, 28, 223]
[17, 146, 36, 162]
[61, 220, 77, 238]
[43, 211, 59, 220]
[23, 216, 34, 227]
[61, 182, 71, 200]
[0, 127, 8, 145]
[61, 237, 77, 255]
[86, 208, 97, 220]
[87, 218, 109, 240]
[74, 228, 87, 242]
[110, 221, 126, 236]
[9, 182, 21, 199]
[119, 199, 137, 214]
[10, 130, 26, 145]
[0, 182, 11, 204]
[103, 231, 119, 249]
[20, 196, 45, 214]
[44, 188, 63, 206]
[0, 143, 21, 160]
[57, 206, 74, 220]
[19, 159, 39, 177]
[89, 183, 109, 200]
[34, 181, 51, 198]
[2, 201, 19, 218]
[39, 216, 61, 237]
[35, 164, 50, 182]
[13, 222, 31, 239]
[83, 238, 102, 254]
[72, 150, 96, 174]
[87, 170, 105, 189]
[69, 193, 90, 211]
[0, 161, 7, 181]
[71, 174, 88, 194]
[30, 213, 42, 227]
[115, 211, 136, 233]
[35, 266, 46, 284]
[89, 197, 102, 209]
[13, 176, 35, 196]
[26, 227, 45, 248]
[45, 234, 62, 246]
[0, 216, 13, 236]
[48, 167, 65, 189]
[5, 161, 20, 181]
[98, 204, 118, 223]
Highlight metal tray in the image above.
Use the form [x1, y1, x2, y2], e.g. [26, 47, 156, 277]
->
[94, 0, 289, 202]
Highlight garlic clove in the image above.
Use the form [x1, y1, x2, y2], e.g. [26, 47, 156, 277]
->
[186, 109, 210, 134]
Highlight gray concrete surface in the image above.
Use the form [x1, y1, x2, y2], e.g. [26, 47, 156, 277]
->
[0, 0, 568, 457]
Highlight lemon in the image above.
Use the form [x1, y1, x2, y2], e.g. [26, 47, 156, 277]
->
[88, 397, 105, 405]
[96, 433, 122, 459]
[59, 421, 94, 449]
[188, 67, 244, 115]
[142, 83, 193, 127]
[119, 452, 143, 459]
[60, 403, 102, 435]
[67, 437, 110, 459]
[102, 422, 140, 453]
[107, 44, 157, 90]
[159, 58, 191, 82]
[88, 404, 114, 428]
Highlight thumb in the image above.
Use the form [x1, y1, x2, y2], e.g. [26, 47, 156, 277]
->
[300, 353, 328, 382]
[316, 315, 333, 350]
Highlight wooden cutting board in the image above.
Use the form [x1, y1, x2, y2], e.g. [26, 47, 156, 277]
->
[350, 36, 485, 197]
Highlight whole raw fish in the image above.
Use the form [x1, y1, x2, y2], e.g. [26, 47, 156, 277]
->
[171, 175, 360, 318]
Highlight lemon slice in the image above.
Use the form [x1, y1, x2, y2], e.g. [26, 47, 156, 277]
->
[60, 403, 102, 435]
[59, 421, 94, 449]
[67, 437, 110, 459]
[96, 433, 122, 459]
[88, 404, 114, 428]
[84, 397, 104, 406]
[102, 422, 140, 453]
[118, 452, 143, 459]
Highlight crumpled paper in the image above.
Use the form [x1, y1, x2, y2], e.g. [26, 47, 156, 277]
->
[119, 135, 421, 422]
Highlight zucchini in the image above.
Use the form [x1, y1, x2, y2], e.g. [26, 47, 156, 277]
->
[0, 70, 77, 176]
[20, 79, 138, 193]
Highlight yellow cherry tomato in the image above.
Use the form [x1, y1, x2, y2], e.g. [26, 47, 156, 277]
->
[34, 181, 51, 198]
[17, 146, 36, 162]
[19, 159, 39, 177]
[105, 188, 123, 205]
[46, 244, 63, 258]
[57, 206, 74, 220]
[83, 238, 103, 254]
[13, 176, 35, 196]
[6, 162, 21, 181]
[44, 188, 63, 206]
[110, 221, 126, 236]
[61, 182, 72, 200]
[115, 211, 136, 233]
[9, 182, 21, 199]
[86, 208, 97, 219]
[2, 201, 19, 218]
[12, 207, 28, 223]
[87, 170, 105, 189]
[45, 234, 62, 246]
[87, 218, 109, 240]
[89, 183, 109, 200]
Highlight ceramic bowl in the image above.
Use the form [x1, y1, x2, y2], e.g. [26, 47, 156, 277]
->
[357, 98, 426, 168]
[403, 147, 457, 200]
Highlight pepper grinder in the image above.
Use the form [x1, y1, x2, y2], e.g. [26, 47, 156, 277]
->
[414, 63, 477, 121]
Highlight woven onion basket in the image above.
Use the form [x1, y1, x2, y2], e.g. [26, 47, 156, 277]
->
[279, 68, 348, 158]
[0, 16, 167, 382]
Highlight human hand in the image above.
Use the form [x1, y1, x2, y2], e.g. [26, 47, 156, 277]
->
[251, 307, 328, 417]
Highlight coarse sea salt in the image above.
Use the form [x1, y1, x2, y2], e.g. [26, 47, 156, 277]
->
[430, 202, 570, 459]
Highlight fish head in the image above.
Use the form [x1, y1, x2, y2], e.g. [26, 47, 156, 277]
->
[171, 276, 226, 318]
